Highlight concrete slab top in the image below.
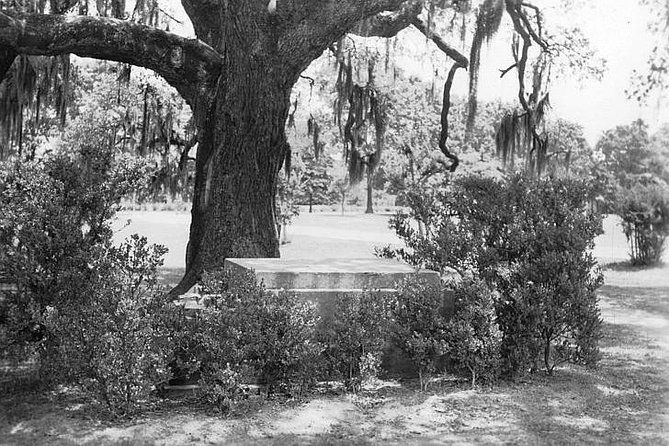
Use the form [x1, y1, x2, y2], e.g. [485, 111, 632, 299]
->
[224, 257, 440, 290]
[225, 258, 434, 274]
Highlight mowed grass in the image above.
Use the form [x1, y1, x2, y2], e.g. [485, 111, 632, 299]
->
[114, 208, 405, 287]
[1, 211, 667, 445]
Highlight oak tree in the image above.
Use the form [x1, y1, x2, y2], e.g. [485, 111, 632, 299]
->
[0, 0, 557, 293]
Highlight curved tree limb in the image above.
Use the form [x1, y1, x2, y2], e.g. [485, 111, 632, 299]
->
[410, 16, 469, 68]
[505, 0, 531, 110]
[519, 1, 546, 47]
[499, 62, 517, 77]
[277, 0, 410, 75]
[350, 1, 422, 38]
[0, 11, 223, 105]
[438, 62, 464, 172]
[409, 16, 468, 172]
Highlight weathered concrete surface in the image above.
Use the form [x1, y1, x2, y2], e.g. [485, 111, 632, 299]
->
[224, 258, 440, 291]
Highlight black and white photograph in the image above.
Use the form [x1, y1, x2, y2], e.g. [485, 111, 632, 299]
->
[0, 0, 667, 444]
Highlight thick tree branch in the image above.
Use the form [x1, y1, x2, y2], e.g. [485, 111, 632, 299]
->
[350, 2, 421, 38]
[438, 62, 463, 172]
[181, 0, 222, 48]
[0, 11, 223, 105]
[515, 4, 547, 49]
[277, 0, 409, 76]
[410, 17, 469, 68]
[505, 0, 531, 110]
[519, 2, 546, 46]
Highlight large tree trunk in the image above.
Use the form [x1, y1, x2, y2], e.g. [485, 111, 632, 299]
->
[171, 57, 293, 296]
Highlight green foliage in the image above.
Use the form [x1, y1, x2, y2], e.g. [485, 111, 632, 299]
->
[385, 174, 604, 378]
[383, 79, 508, 201]
[597, 120, 653, 189]
[67, 64, 194, 203]
[444, 279, 501, 387]
[46, 235, 174, 415]
[319, 291, 393, 391]
[0, 146, 146, 362]
[497, 251, 603, 376]
[194, 269, 323, 402]
[391, 278, 448, 391]
[615, 182, 669, 266]
[295, 153, 334, 211]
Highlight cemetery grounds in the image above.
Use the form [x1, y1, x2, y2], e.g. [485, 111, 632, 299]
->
[0, 210, 667, 445]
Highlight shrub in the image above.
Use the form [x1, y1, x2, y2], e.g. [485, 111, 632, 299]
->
[443, 279, 501, 387]
[47, 235, 174, 415]
[385, 174, 604, 378]
[615, 182, 669, 266]
[0, 149, 146, 366]
[391, 278, 448, 391]
[497, 253, 603, 376]
[319, 291, 393, 391]
[195, 269, 322, 401]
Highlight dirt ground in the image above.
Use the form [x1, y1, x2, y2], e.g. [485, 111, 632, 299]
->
[2, 212, 668, 445]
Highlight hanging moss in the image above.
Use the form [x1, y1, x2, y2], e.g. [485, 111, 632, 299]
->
[0, 54, 72, 158]
[466, 0, 505, 138]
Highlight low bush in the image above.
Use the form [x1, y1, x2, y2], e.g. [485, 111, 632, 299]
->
[47, 235, 174, 415]
[497, 253, 603, 376]
[0, 147, 146, 370]
[319, 291, 393, 391]
[391, 278, 448, 391]
[384, 174, 604, 378]
[194, 269, 322, 404]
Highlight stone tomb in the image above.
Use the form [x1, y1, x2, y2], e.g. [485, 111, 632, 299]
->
[181, 257, 441, 310]
[175, 258, 442, 384]
[227, 257, 438, 300]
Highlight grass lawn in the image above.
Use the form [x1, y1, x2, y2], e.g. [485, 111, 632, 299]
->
[1, 211, 668, 445]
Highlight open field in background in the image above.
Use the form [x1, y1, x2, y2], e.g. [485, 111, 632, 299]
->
[112, 209, 652, 286]
[2, 209, 667, 444]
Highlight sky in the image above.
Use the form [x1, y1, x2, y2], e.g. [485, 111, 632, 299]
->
[470, 0, 666, 144]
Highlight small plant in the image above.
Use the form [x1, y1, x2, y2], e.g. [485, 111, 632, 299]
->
[392, 278, 448, 391]
[616, 182, 669, 266]
[320, 291, 393, 391]
[197, 364, 246, 412]
[444, 279, 501, 387]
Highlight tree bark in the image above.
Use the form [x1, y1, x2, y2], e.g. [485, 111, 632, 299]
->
[172, 55, 293, 296]
[365, 170, 375, 214]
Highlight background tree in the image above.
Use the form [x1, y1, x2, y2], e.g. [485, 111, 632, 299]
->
[595, 119, 669, 265]
[597, 119, 653, 188]
[296, 152, 333, 213]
